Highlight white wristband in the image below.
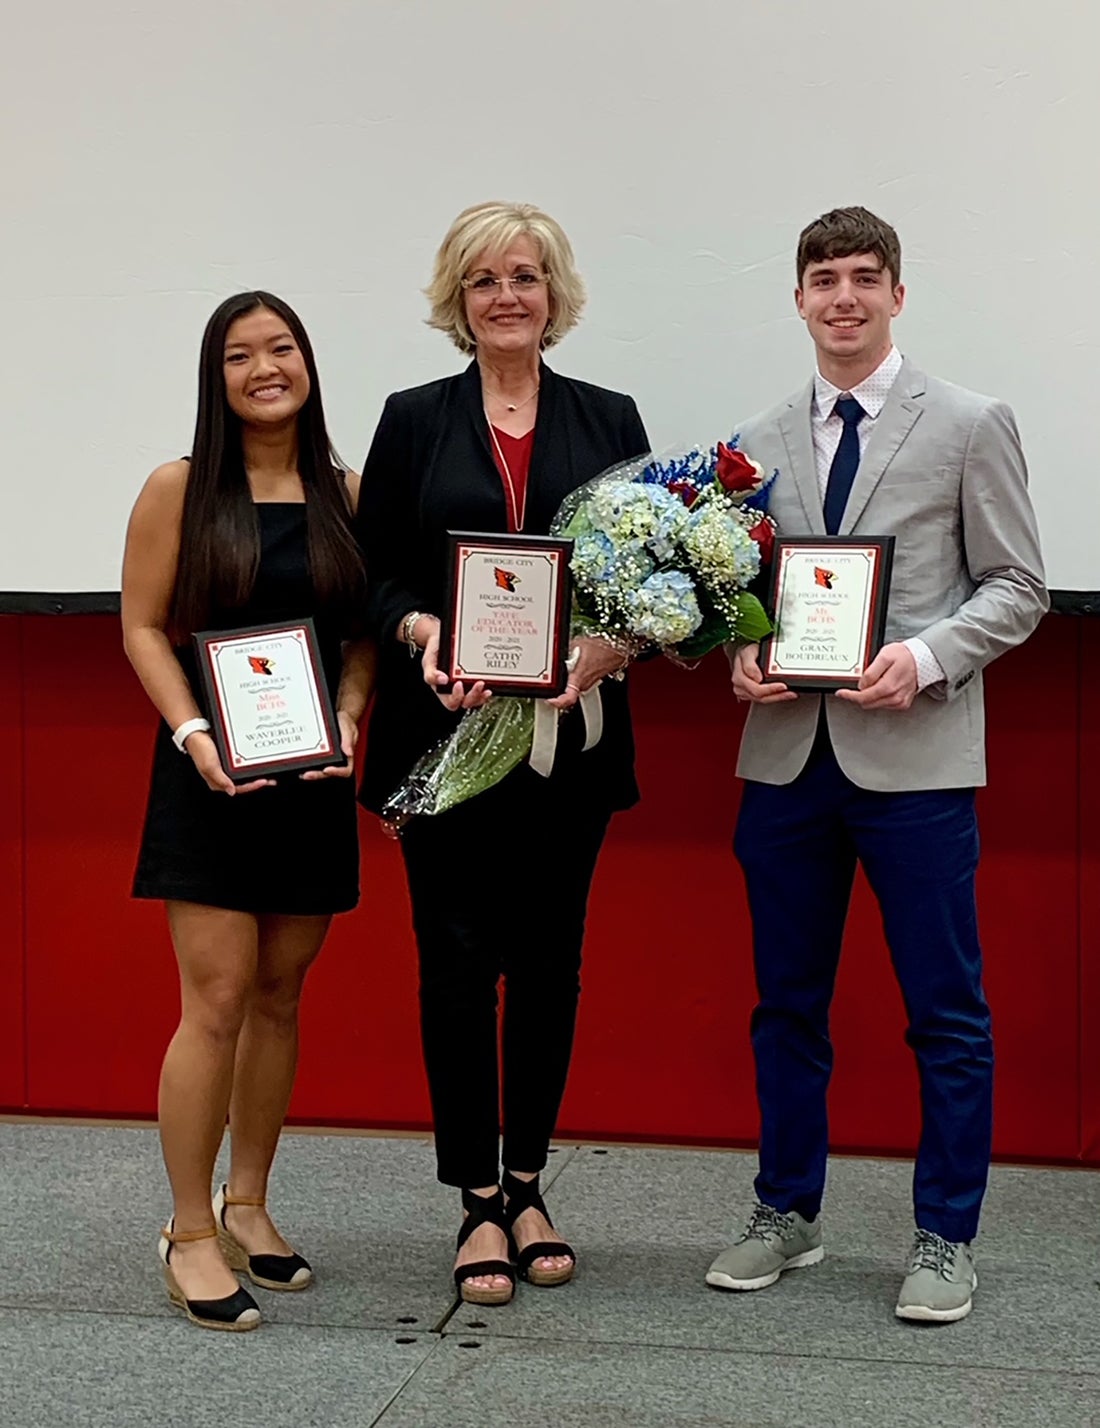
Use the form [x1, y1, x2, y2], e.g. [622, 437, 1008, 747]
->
[172, 717, 211, 753]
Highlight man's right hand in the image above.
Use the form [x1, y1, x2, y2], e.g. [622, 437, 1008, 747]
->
[729, 643, 798, 705]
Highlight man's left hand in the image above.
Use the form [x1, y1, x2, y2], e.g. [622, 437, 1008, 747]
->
[834, 642, 918, 711]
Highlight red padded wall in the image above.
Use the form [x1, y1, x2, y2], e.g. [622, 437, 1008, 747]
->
[0, 619, 26, 1108]
[1080, 620, 1100, 1159]
[5, 611, 1098, 1165]
[21, 617, 178, 1113]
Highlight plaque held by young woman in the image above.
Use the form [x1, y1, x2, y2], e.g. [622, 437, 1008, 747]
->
[192, 617, 344, 781]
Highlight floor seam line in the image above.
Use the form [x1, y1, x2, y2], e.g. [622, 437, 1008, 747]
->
[367, 1335, 445, 1427]
[433, 1327, 1100, 1379]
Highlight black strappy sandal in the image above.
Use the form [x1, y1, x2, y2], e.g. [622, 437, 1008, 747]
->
[454, 1187, 516, 1306]
[502, 1169, 576, 1287]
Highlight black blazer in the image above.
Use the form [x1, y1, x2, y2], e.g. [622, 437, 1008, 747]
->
[354, 360, 650, 815]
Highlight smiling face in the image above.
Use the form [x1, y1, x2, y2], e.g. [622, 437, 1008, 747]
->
[462, 234, 551, 361]
[796, 252, 904, 385]
[222, 307, 311, 426]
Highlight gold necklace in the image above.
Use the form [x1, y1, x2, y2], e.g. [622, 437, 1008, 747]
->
[484, 383, 539, 414]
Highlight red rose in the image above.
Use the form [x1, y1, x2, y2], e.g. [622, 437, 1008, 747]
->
[667, 479, 697, 507]
[748, 515, 775, 565]
[716, 442, 764, 493]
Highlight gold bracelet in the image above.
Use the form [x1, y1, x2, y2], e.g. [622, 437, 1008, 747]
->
[402, 611, 433, 657]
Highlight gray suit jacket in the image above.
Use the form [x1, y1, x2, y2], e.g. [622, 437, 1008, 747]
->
[736, 359, 1048, 790]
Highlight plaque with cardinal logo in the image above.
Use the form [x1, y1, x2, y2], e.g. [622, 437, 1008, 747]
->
[192, 617, 343, 780]
[438, 532, 573, 697]
[760, 537, 895, 692]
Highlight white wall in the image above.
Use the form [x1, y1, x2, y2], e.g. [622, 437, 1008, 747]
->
[3, 0, 1097, 591]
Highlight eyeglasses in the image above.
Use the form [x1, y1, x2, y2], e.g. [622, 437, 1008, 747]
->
[460, 271, 550, 297]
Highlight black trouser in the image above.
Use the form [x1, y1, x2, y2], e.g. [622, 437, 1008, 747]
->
[400, 767, 612, 1188]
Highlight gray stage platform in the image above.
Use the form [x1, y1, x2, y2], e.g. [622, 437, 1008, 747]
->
[1, 1123, 1098, 1427]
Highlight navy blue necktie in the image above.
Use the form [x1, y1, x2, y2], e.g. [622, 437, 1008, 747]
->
[823, 395, 865, 534]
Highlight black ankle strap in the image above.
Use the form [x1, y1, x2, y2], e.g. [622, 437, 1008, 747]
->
[501, 1170, 547, 1224]
[460, 1187, 506, 1230]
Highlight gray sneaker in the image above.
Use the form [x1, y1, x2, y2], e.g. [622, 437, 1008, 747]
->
[895, 1229, 977, 1323]
[705, 1201, 824, 1291]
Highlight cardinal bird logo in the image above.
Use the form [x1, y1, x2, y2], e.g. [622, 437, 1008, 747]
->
[494, 567, 520, 592]
[814, 567, 836, 590]
[248, 656, 275, 675]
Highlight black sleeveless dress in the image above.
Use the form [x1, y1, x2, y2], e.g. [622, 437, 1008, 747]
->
[132, 503, 359, 915]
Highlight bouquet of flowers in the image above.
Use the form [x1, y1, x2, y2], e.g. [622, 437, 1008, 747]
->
[557, 438, 775, 660]
[383, 439, 776, 820]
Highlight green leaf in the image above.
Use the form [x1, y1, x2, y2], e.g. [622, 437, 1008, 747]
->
[559, 506, 593, 539]
[673, 609, 732, 661]
[730, 592, 773, 643]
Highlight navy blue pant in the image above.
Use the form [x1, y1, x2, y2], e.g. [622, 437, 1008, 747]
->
[734, 728, 992, 1243]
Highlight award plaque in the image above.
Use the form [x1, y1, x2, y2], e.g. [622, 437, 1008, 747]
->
[438, 532, 574, 697]
[192, 618, 344, 781]
[759, 537, 895, 691]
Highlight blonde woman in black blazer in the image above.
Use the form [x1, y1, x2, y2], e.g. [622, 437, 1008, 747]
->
[355, 202, 649, 1306]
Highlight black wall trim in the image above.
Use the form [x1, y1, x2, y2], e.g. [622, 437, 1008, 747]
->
[1050, 591, 1100, 616]
[2, 589, 1100, 616]
[0, 592, 120, 615]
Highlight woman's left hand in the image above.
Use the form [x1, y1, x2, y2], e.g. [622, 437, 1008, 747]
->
[547, 636, 627, 710]
[300, 709, 359, 779]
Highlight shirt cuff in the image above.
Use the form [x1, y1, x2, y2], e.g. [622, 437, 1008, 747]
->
[903, 637, 946, 692]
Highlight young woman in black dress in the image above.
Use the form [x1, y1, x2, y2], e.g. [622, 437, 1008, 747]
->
[122, 292, 373, 1331]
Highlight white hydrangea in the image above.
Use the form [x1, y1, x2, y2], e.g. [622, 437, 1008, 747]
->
[681, 505, 761, 588]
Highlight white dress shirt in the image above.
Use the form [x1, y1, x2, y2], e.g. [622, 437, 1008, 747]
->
[812, 347, 945, 692]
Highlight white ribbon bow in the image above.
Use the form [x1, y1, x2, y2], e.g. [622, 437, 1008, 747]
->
[529, 646, 604, 777]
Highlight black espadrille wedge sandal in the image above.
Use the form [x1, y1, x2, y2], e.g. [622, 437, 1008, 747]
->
[454, 1187, 516, 1306]
[502, 1169, 576, 1287]
[213, 1184, 313, 1292]
[159, 1221, 261, 1331]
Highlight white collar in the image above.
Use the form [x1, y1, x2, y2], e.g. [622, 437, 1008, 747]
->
[813, 346, 903, 418]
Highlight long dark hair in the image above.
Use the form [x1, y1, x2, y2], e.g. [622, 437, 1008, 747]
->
[171, 291, 364, 635]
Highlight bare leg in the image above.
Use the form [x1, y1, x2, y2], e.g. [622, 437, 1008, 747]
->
[223, 913, 329, 1255]
[159, 900, 257, 1300]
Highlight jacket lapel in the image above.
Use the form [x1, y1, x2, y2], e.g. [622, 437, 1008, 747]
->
[777, 378, 825, 534]
[841, 360, 927, 534]
[457, 359, 564, 534]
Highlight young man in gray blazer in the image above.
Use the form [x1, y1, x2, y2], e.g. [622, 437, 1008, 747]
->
[706, 207, 1047, 1322]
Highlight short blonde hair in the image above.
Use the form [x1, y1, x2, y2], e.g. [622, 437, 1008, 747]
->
[425, 201, 587, 354]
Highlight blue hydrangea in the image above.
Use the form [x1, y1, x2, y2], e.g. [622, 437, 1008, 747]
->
[627, 570, 702, 646]
[588, 479, 688, 551]
[571, 532, 615, 586]
[572, 532, 654, 610]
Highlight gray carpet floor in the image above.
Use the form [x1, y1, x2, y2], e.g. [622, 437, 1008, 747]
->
[1, 1123, 1098, 1427]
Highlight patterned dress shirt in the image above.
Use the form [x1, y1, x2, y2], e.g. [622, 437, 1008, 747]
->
[811, 347, 945, 692]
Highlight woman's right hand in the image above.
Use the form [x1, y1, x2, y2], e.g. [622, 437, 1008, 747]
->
[421, 620, 492, 712]
[185, 731, 275, 795]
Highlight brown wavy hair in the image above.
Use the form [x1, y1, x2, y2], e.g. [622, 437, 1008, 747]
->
[796, 207, 902, 289]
